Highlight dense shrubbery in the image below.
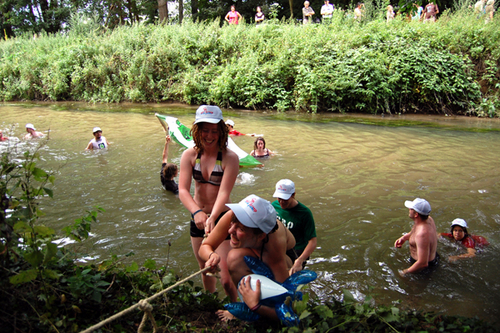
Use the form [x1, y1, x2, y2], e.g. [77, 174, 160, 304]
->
[1, 9, 499, 115]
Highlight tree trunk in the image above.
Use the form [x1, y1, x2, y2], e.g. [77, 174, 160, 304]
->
[158, 0, 168, 23]
[191, 0, 198, 21]
[179, 0, 183, 23]
[289, 0, 293, 18]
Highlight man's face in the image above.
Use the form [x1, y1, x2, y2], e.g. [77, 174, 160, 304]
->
[278, 195, 295, 210]
[408, 209, 417, 219]
[94, 131, 102, 139]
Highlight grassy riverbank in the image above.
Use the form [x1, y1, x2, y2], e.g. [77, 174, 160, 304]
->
[0, 9, 499, 115]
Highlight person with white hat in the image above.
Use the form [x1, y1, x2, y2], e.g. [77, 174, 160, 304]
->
[394, 198, 439, 276]
[178, 105, 240, 299]
[438, 218, 489, 262]
[199, 194, 295, 321]
[85, 127, 109, 150]
[24, 123, 44, 140]
[225, 119, 259, 137]
[272, 179, 317, 275]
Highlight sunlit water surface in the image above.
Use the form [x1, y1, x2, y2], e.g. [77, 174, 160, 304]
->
[1, 103, 499, 324]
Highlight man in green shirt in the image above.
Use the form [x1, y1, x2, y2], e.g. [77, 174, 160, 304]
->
[272, 179, 317, 274]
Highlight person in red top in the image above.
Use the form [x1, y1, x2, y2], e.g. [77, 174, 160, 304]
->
[225, 120, 259, 137]
[439, 218, 489, 262]
[225, 5, 242, 25]
[424, 2, 439, 22]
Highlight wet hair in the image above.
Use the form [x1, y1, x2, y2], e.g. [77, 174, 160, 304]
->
[162, 163, 178, 180]
[253, 137, 266, 150]
[191, 120, 229, 155]
[451, 225, 469, 237]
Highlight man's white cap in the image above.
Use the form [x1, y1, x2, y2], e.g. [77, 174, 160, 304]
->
[25, 123, 36, 130]
[451, 218, 468, 229]
[93, 127, 102, 133]
[226, 195, 277, 234]
[404, 198, 431, 215]
[273, 179, 295, 200]
[225, 119, 235, 127]
[194, 105, 223, 125]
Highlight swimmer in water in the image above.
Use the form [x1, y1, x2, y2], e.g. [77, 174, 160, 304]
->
[438, 218, 489, 262]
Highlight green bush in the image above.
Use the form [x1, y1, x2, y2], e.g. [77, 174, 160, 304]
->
[0, 10, 499, 115]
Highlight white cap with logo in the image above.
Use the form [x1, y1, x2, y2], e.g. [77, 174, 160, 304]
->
[225, 119, 235, 127]
[226, 194, 277, 234]
[25, 123, 36, 130]
[194, 105, 224, 125]
[404, 198, 431, 215]
[451, 218, 468, 229]
[273, 179, 295, 200]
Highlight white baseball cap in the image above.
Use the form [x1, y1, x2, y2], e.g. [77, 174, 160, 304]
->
[273, 179, 295, 200]
[404, 198, 431, 215]
[226, 195, 277, 234]
[194, 105, 223, 125]
[93, 127, 102, 133]
[25, 123, 36, 130]
[451, 218, 468, 229]
[225, 119, 235, 127]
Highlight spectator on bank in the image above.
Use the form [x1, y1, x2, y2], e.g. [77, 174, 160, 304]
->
[225, 5, 242, 25]
[354, 2, 364, 20]
[485, 0, 495, 22]
[302, 1, 315, 24]
[255, 6, 265, 24]
[424, 2, 439, 22]
[321, 0, 334, 23]
[387, 5, 395, 22]
[438, 218, 489, 262]
[24, 123, 44, 140]
[473, 0, 487, 18]
[412, 3, 424, 21]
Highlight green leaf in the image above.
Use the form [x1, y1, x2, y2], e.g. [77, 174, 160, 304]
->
[144, 259, 157, 270]
[343, 289, 356, 304]
[25, 251, 44, 266]
[43, 242, 58, 263]
[32, 167, 48, 179]
[314, 305, 333, 319]
[43, 187, 53, 198]
[34, 225, 55, 237]
[43, 269, 62, 280]
[299, 310, 311, 320]
[10, 269, 38, 284]
[126, 262, 139, 272]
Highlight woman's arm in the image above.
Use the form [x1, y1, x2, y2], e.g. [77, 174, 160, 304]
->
[179, 148, 208, 230]
[162, 135, 171, 164]
[225, 12, 230, 22]
[199, 211, 233, 270]
[205, 150, 239, 233]
[449, 248, 477, 262]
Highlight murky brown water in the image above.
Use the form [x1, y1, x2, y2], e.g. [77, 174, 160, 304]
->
[1, 103, 499, 324]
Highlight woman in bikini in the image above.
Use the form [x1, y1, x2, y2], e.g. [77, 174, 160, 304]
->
[178, 105, 240, 300]
[199, 194, 295, 321]
[250, 137, 274, 158]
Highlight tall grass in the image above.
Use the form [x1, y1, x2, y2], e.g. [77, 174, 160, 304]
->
[0, 11, 498, 115]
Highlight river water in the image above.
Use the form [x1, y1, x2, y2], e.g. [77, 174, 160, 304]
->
[1, 103, 499, 324]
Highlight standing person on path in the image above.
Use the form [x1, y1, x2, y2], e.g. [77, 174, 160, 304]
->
[178, 105, 239, 299]
[161, 135, 179, 195]
[394, 198, 439, 276]
[302, 1, 315, 24]
[320, 0, 334, 23]
[272, 179, 317, 275]
[85, 127, 109, 150]
[255, 6, 265, 24]
[424, 2, 439, 22]
[225, 5, 242, 25]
